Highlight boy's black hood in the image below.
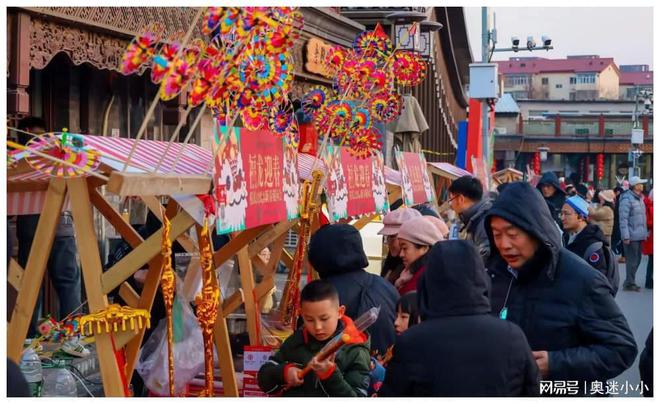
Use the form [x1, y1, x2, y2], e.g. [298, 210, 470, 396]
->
[417, 240, 490, 320]
[485, 181, 563, 279]
[308, 224, 369, 278]
[536, 171, 566, 195]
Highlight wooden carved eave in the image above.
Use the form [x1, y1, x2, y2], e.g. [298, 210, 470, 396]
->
[30, 17, 128, 72]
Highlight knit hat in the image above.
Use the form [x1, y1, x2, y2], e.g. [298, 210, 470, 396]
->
[423, 216, 448, 240]
[566, 195, 589, 219]
[378, 208, 422, 236]
[397, 217, 443, 246]
[599, 189, 615, 204]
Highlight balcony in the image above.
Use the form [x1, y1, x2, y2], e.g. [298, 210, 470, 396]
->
[518, 116, 652, 138]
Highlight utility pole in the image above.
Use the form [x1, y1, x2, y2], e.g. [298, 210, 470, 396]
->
[481, 7, 491, 180]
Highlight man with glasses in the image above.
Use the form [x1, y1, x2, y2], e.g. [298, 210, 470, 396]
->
[448, 175, 492, 263]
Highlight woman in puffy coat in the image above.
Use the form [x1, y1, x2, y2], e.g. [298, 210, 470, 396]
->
[589, 189, 615, 245]
[642, 190, 653, 289]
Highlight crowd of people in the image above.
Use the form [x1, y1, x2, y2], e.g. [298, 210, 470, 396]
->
[258, 172, 653, 397]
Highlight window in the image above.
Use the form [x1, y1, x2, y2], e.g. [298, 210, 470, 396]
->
[576, 73, 596, 84]
[556, 84, 563, 89]
[575, 128, 590, 135]
[542, 77, 549, 85]
[529, 110, 549, 116]
[605, 128, 614, 135]
[570, 77, 577, 84]
[505, 75, 529, 87]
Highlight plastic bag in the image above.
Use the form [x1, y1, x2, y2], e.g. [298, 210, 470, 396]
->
[136, 293, 205, 396]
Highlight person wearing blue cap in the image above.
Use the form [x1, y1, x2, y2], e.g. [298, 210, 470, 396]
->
[561, 196, 617, 295]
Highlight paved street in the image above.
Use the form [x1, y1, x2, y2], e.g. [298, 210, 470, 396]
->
[613, 257, 653, 396]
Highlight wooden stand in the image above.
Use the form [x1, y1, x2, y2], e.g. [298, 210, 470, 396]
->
[7, 168, 298, 397]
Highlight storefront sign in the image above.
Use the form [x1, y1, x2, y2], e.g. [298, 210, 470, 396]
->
[305, 38, 334, 78]
[213, 125, 300, 235]
[394, 150, 435, 206]
[323, 145, 390, 222]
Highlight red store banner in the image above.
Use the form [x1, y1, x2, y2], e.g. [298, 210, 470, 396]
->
[213, 126, 300, 235]
[394, 149, 435, 206]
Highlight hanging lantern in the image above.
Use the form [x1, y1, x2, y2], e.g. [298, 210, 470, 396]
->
[533, 152, 541, 175]
[596, 153, 605, 181]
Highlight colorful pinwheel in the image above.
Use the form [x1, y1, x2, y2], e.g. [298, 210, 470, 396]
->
[151, 40, 181, 85]
[352, 29, 393, 58]
[120, 24, 162, 75]
[24, 133, 101, 178]
[241, 105, 268, 130]
[159, 40, 204, 101]
[269, 103, 295, 136]
[348, 127, 382, 160]
[202, 7, 224, 36]
[302, 86, 330, 117]
[392, 51, 427, 87]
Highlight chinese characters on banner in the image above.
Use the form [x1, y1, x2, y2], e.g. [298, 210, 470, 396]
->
[394, 149, 435, 206]
[213, 126, 300, 235]
[323, 145, 390, 222]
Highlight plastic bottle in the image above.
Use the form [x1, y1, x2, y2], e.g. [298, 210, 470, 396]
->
[42, 365, 77, 397]
[20, 348, 43, 397]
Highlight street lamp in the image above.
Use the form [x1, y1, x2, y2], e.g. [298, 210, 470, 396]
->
[538, 146, 550, 162]
[630, 87, 653, 177]
[419, 20, 443, 60]
[386, 11, 427, 52]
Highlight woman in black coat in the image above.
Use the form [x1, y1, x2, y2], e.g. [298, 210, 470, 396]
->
[379, 240, 539, 397]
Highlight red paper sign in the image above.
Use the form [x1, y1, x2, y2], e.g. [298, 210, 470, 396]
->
[213, 127, 300, 235]
[324, 146, 390, 222]
[395, 150, 435, 206]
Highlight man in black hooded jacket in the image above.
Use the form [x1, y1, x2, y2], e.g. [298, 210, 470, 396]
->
[308, 223, 399, 356]
[485, 182, 637, 395]
[536, 171, 566, 230]
[379, 240, 539, 397]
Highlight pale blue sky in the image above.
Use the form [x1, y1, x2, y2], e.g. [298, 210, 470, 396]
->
[464, 7, 653, 69]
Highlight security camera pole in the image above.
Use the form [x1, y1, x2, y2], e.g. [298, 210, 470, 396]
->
[480, 7, 554, 177]
[630, 87, 653, 178]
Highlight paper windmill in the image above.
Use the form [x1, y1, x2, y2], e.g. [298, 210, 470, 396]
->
[151, 40, 181, 85]
[159, 40, 204, 101]
[370, 93, 402, 123]
[269, 103, 295, 136]
[25, 133, 101, 178]
[120, 24, 162, 75]
[348, 127, 382, 160]
[202, 7, 224, 36]
[392, 51, 427, 87]
[240, 48, 293, 105]
[302, 86, 330, 117]
[351, 107, 372, 130]
[352, 29, 393, 58]
[324, 100, 354, 139]
[241, 105, 268, 130]
[188, 44, 223, 107]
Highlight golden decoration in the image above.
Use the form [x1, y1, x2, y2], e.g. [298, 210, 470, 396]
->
[79, 304, 151, 336]
[160, 213, 176, 397]
[194, 218, 220, 397]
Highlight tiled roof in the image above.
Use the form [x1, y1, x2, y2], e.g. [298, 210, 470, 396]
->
[497, 57, 618, 75]
[620, 71, 653, 85]
[495, 93, 520, 114]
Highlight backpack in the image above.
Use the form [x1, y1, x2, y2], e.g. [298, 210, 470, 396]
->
[583, 242, 619, 297]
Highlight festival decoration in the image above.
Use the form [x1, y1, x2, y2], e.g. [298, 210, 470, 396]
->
[301, 24, 427, 159]
[120, 24, 162, 75]
[37, 315, 82, 343]
[194, 218, 220, 397]
[160, 213, 176, 397]
[79, 305, 151, 336]
[23, 133, 102, 178]
[160, 40, 204, 101]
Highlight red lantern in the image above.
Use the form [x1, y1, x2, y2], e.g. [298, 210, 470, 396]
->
[596, 153, 605, 180]
[533, 152, 541, 175]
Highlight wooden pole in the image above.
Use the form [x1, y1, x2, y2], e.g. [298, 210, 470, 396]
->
[68, 177, 126, 397]
[236, 246, 259, 345]
[7, 178, 67, 362]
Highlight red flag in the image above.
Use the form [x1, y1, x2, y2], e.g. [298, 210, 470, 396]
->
[374, 23, 388, 39]
[408, 22, 418, 36]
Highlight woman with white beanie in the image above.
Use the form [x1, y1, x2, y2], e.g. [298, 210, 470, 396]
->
[395, 216, 444, 295]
